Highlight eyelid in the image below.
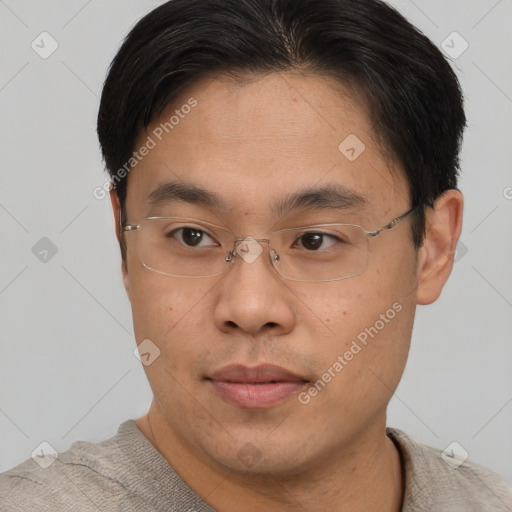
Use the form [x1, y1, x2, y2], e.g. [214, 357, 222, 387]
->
[149, 216, 229, 232]
[167, 226, 220, 248]
[274, 223, 361, 237]
[161, 221, 230, 247]
[170, 224, 215, 236]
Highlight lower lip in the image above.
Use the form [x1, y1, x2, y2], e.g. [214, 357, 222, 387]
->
[209, 380, 306, 409]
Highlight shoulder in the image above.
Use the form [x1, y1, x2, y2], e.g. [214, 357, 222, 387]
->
[0, 420, 215, 512]
[0, 457, 84, 511]
[387, 428, 512, 511]
[0, 421, 143, 512]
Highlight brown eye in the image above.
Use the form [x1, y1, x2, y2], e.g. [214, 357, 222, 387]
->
[295, 232, 339, 251]
[300, 233, 324, 250]
[170, 228, 217, 247]
[181, 228, 204, 246]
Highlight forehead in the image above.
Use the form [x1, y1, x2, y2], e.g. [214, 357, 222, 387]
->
[127, 71, 408, 223]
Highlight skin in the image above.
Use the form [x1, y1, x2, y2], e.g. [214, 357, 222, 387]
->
[110, 71, 463, 511]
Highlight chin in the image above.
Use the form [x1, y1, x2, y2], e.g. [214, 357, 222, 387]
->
[217, 450, 308, 478]
[197, 430, 320, 478]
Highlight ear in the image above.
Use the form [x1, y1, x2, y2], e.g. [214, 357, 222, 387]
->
[110, 188, 130, 297]
[415, 189, 464, 305]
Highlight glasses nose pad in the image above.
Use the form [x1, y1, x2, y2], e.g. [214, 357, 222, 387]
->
[270, 248, 280, 264]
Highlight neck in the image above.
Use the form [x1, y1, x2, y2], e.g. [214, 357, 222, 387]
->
[136, 403, 404, 512]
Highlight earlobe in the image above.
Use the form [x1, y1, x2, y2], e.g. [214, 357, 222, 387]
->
[415, 189, 464, 305]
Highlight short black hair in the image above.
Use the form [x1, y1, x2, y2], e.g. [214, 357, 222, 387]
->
[97, 0, 466, 254]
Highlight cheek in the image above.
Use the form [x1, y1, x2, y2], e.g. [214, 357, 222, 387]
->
[299, 301, 414, 435]
[289, 277, 395, 342]
[129, 274, 217, 400]
[128, 267, 216, 348]
[294, 268, 415, 398]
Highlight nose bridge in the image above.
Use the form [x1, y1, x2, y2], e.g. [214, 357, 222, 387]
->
[214, 236, 295, 335]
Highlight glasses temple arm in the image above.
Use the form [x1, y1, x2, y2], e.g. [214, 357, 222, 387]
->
[367, 204, 426, 237]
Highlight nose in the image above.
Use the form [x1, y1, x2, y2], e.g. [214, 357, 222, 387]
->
[213, 238, 295, 336]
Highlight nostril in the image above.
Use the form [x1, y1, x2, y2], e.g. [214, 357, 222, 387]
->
[226, 321, 238, 328]
[265, 322, 278, 328]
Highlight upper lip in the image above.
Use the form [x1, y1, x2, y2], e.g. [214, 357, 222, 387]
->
[208, 364, 307, 383]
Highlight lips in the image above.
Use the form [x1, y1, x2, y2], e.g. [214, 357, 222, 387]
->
[207, 364, 308, 409]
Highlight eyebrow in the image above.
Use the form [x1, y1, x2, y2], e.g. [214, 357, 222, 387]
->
[271, 185, 368, 216]
[148, 182, 227, 211]
[147, 181, 368, 215]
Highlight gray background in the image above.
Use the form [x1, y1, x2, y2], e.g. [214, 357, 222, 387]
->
[1, 0, 511, 485]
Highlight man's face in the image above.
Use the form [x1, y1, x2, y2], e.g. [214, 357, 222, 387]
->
[121, 72, 420, 474]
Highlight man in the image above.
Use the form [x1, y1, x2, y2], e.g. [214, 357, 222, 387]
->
[1, 0, 511, 510]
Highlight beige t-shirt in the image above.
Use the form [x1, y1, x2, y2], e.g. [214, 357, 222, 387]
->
[1, 420, 511, 511]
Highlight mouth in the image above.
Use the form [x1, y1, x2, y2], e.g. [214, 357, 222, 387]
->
[206, 364, 309, 409]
